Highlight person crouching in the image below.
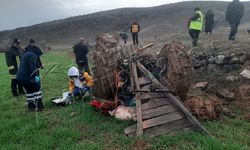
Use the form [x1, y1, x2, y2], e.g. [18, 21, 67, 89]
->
[17, 47, 44, 111]
[67, 66, 93, 101]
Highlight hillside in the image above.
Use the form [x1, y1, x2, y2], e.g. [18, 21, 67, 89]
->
[0, 1, 250, 49]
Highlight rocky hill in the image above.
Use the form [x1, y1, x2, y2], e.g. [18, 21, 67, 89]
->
[0, 1, 250, 50]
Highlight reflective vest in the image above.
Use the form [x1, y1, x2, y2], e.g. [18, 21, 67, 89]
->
[189, 11, 204, 31]
[131, 24, 139, 33]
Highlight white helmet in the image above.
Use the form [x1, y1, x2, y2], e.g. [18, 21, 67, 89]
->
[68, 66, 79, 76]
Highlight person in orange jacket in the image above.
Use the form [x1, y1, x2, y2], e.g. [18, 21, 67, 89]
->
[67, 66, 93, 100]
[130, 21, 140, 45]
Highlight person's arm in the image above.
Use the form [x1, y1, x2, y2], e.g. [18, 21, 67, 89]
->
[85, 45, 89, 54]
[83, 72, 93, 87]
[5, 50, 16, 76]
[29, 54, 38, 79]
[69, 80, 74, 94]
[138, 24, 140, 32]
[130, 25, 133, 33]
[239, 4, 244, 20]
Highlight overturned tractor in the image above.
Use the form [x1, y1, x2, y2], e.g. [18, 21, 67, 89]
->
[91, 34, 207, 136]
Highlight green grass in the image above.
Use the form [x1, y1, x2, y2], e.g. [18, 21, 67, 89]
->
[0, 53, 249, 150]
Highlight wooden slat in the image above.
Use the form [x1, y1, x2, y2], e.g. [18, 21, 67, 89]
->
[140, 84, 152, 91]
[141, 93, 166, 100]
[125, 111, 184, 134]
[137, 62, 210, 135]
[133, 104, 177, 120]
[143, 105, 176, 120]
[132, 62, 143, 135]
[142, 98, 170, 111]
[144, 119, 192, 136]
[138, 77, 152, 86]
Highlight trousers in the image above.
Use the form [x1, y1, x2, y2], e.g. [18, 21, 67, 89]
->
[22, 81, 44, 109]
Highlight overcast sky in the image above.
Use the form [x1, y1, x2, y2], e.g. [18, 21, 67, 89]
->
[0, 0, 245, 31]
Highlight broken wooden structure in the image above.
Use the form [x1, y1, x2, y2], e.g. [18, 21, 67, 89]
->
[124, 49, 209, 136]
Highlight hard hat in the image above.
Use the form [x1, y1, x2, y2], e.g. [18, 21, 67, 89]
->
[68, 66, 79, 76]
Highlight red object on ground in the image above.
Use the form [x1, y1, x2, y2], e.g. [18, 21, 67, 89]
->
[90, 100, 101, 109]
[90, 100, 120, 114]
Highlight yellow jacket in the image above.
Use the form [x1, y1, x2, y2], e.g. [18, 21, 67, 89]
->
[69, 72, 93, 93]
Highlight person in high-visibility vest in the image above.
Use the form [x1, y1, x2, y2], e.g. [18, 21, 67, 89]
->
[188, 7, 204, 47]
[5, 39, 25, 97]
[130, 21, 140, 45]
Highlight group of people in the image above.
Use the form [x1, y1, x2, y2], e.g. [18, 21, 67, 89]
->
[188, 0, 244, 46]
[4, 0, 245, 111]
[119, 21, 141, 45]
[5, 37, 92, 111]
[5, 39, 44, 110]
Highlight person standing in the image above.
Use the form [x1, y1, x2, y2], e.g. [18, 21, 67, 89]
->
[226, 0, 244, 41]
[188, 7, 204, 47]
[25, 39, 44, 75]
[17, 47, 44, 111]
[205, 9, 215, 35]
[73, 38, 90, 74]
[130, 21, 140, 45]
[5, 39, 25, 97]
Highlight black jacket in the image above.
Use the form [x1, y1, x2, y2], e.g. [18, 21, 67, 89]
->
[25, 45, 43, 68]
[5, 45, 24, 77]
[73, 43, 89, 64]
[17, 52, 38, 82]
[205, 10, 215, 26]
[226, 1, 244, 23]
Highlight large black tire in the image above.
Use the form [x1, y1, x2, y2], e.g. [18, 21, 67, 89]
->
[92, 34, 119, 99]
[158, 42, 193, 100]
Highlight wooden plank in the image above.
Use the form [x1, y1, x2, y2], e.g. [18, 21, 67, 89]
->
[141, 92, 166, 100]
[133, 104, 177, 120]
[124, 111, 184, 134]
[137, 62, 210, 135]
[142, 98, 170, 111]
[143, 105, 176, 120]
[132, 62, 143, 135]
[138, 77, 152, 86]
[144, 119, 192, 136]
[140, 84, 152, 91]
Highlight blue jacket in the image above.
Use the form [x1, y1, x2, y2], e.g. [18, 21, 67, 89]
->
[17, 52, 38, 82]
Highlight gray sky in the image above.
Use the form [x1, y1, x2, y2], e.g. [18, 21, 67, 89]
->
[0, 0, 242, 31]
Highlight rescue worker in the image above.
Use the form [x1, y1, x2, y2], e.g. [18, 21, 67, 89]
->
[205, 9, 215, 35]
[5, 39, 25, 97]
[73, 38, 90, 75]
[130, 21, 140, 45]
[17, 45, 44, 111]
[67, 66, 93, 100]
[118, 32, 128, 44]
[188, 7, 204, 47]
[25, 39, 43, 75]
[226, 0, 244, 41]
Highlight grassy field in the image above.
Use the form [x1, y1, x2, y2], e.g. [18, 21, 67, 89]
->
[0, 53, 249, 150]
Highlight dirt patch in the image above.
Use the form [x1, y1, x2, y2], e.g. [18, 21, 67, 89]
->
[132, 140, 151, 150]
[233, 85, 250, 111]
[244, 113, 250, 122]
[185, 96, 223, 120]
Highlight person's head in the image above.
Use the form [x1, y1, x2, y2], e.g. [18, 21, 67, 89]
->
[233, 0, 240, 3]
[68, 66, 79, 79]
[29, 38, 35, 46]
[79, 37, 85, 44]
[12, 39, 21, 48]
[194, 7, 200, 11]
